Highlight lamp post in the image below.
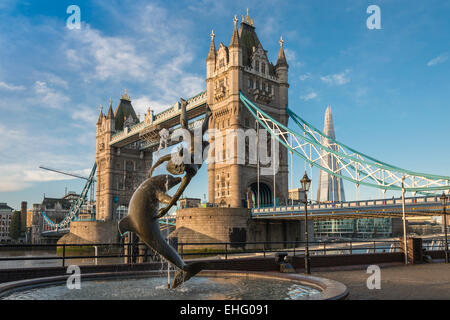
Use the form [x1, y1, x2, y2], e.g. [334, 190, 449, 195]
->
[440, 192, 449, 264]
[301, 172, 312, 274]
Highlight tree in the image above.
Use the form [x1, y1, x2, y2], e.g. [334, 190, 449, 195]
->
[9, 211, 21, 240]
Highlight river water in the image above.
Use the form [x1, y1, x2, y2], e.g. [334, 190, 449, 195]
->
[0, 250, 125, 269]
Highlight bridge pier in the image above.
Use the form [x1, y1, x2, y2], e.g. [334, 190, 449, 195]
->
[170, 207, 313, 252]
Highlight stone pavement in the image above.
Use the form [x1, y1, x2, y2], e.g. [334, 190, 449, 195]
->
[313, 262, 450, 300]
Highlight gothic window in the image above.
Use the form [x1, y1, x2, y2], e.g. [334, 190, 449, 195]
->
[255, 60, 259, 72]
[261, 63, 266, 74]
[249, 78, 253, 89]
[268, 83, 272, 93]
[219, 58, 225, 68]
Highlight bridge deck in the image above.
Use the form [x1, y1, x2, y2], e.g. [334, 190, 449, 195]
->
[252, 196, 447, 220]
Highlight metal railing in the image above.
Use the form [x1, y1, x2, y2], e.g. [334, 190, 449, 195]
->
[0, 239, 407, 269]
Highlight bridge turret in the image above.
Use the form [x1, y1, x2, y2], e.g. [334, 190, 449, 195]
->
[275, 36, 289, 110]
[105, 98, 115, 133]
[96, 104, 104, 126]
[206, 30, 216, 82]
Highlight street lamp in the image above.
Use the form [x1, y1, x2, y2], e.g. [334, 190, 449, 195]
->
[301, 172, 312, 274]
[440, 192, 449, 263]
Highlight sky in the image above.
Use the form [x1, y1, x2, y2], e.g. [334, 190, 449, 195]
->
[0, 0, 449, 210]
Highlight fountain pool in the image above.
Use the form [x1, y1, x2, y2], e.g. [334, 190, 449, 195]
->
[0, 271, 348, 300]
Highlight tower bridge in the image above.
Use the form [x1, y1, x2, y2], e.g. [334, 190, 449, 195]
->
[41, 10, 450, 246]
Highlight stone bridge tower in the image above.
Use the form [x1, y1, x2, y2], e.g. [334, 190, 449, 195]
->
[95, 91, 153, 221]
[206, 11, 289, 208]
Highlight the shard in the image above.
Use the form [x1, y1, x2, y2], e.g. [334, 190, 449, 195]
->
[316, 107, 346, 203]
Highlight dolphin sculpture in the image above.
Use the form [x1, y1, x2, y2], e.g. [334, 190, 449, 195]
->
[118, 174, 208, 288]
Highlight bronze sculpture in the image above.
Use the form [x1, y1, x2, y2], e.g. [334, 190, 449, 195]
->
[118, 99, 212, 288]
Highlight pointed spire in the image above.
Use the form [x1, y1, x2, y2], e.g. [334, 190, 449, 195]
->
[97, 104, 104, 125]
[276, 36, 288, 68]
[242, 8, 254, 27]
[121, 89, 131, 101]
[323, 106, 336, 140]
[106, 98, 114, 119]
[230, 15, 240, 48]
[207, 30, 216, 61]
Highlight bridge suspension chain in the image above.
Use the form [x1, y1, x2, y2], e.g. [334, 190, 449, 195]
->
[239, 91, 450, 194]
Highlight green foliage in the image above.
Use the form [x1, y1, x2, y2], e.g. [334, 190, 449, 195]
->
[8, 211, 21, 240]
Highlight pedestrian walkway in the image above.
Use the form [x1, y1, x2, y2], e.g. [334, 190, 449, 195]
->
[314, 262, 450, 299]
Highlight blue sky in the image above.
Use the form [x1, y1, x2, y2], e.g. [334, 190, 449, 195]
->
[0, 0, 449, 210]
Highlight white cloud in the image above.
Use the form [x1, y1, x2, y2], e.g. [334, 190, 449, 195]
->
[299, 73, 311, 81]
[65, 26, 150, 81]
[427, 53, 448, 67]
[33, 81, 70, 109]
[42, 73, 69, 89]
[0, 124, 88, 192]
[62, 4, 204, 103]
[284, 49, 303, 67]
[301, 91, 318, 101]
[133, 96, 172, 116]
[71, 105, 98, 124]
[321, 69, 350, 85]
[0, 81, 25, 91]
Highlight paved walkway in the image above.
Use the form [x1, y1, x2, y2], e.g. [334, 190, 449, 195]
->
[314, 262, 450, 300]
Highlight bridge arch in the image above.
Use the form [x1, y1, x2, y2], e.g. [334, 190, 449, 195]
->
[249, 182, 273, 207]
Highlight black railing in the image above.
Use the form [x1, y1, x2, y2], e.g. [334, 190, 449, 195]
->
[0, 239, 407, 269]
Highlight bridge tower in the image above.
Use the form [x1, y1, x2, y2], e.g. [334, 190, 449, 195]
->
[95, 91, 153, 221]
[206, 10, 289, 208]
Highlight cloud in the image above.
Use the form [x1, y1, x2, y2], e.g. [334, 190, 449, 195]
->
[71, 106, 98, 124]
[301, 91, 318, 101]
[65, 25, 150, 81]
[40, 73, 69, 89]
[284, 49, 303, 67]
[33, 81, 70, 109]
[23, 168, 92, 183]
[299, 73, 311, 81]
[132, 96, 173, 116]
[0, 124, 87, 192]
[321, 69, 350, 85]
[0, 81, 25, 91]
[427, 53, 448, 67]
